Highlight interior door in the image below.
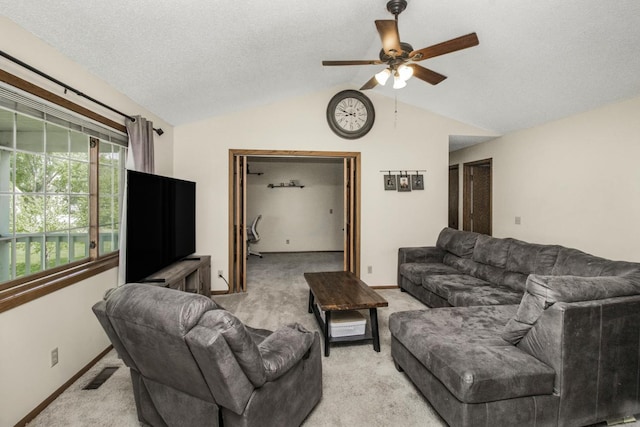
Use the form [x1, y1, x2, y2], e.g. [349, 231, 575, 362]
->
[229, 154, 247, 292]
[448, 165, 459, 229]
[463, 159, 492, 235]
[343, 157, 358, 274]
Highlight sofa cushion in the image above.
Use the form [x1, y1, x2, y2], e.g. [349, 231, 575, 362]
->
[442, 253, 481, 276]
[502, 274, 640, 345]
[389, 307, 555, 404]
[448, 284, 523, 307]
[502, 271, 528, 292]
[472, 235, 511, 269]
[506, 240, 560, 275]
[551, 248, 611, 277]
[399, 262, 461, 284]
[436, 227, 479, 258]
[422, 274, 488, 297]
[473, 263, 506, 286]
[422, 274, 523, 307]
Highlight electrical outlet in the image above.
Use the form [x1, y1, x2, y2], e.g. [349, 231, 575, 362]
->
[367, 265, 373, 274]
[51, 347, 58, 367]
[515, 216, 521, 225]
[329, 209, 333, 214]
[286, 239, 290, 244]
[217, 270, 223, 277]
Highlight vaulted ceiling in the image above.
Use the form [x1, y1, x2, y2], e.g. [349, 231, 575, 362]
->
[2, 0, 640, 142]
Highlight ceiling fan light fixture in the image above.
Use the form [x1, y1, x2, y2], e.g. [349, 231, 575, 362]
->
[393, 73, 407, 89]
[375, 68, 391, 85]
[397, 64, 413, 81]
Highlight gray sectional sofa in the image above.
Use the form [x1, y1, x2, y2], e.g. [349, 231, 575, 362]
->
[391, 227, 640, 426]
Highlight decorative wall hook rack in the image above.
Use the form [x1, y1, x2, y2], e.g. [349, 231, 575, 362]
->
[379, 170, 426, 174]
[380, 170, 426, 192]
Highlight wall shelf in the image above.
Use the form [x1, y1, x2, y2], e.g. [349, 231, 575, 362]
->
[268, 183, 304, 188]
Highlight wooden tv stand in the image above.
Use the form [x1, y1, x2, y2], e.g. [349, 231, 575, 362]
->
[143, 255, 211, 298]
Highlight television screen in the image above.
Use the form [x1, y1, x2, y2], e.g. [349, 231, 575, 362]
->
[125, 170, 196, 283]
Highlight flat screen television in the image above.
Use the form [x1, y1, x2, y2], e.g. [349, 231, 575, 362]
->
[125, 170, 196, 283]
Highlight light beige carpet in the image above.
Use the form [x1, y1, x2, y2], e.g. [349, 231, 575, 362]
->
[27, 252, 638, 426]
[28, 252, 444, 426]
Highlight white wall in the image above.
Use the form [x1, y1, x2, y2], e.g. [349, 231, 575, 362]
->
[0, 269, 117, 426]
[449, 95, 640, 262]
[173, 88, 493, 290]
[0, 17, 175, 426]
[246, 160, 344, 252]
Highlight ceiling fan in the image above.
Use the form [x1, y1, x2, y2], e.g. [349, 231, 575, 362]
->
[322, 0, 479, 90]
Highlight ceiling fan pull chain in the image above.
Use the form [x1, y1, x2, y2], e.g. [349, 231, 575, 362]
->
[394, 94, 398, 128]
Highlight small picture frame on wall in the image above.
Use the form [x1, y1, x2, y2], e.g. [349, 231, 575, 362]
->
[397, 175, 411, 192]
[411, 174, 424, 190]
[384, 174, 397, 190]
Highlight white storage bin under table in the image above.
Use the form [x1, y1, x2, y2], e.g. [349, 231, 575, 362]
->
[318, 306, 366, 337]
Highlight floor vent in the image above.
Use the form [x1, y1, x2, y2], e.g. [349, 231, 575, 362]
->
[83, 366, 119, 390]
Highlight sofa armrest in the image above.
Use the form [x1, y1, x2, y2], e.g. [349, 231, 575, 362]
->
[397, 246, 445, 285]
[258, 323, 316, 382]
[517, 295, 640, 424]
[186, 326, 255, 415]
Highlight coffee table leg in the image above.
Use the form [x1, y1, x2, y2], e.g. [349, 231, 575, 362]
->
[370, 308, 380, 352]
[308, 290, 314, 314]
[324, 310, 331, 357]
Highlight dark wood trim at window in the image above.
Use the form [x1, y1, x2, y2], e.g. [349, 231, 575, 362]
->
[0, 69, 126, 133]
[0, 253, 118, 313]
[0, 69, 125, 313]
[89, 137, 100, 259]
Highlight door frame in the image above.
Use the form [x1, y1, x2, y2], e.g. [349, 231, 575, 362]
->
[228, 149, 361, 293]
[448, 164, 460, 229]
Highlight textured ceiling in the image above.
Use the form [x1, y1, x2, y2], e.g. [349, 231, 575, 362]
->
[2, 0, 640, 144]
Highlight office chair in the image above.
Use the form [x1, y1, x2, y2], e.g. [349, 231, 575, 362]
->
[247, 215, 262, 258]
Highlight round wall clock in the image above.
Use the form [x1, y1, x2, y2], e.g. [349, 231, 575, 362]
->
[326, 90, 375, 139]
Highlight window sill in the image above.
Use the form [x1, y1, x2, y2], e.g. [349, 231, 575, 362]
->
[0, 253, 119, 313]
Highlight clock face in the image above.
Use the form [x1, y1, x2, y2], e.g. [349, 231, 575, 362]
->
[334, 98, 367, 131]
[326, 90, 375, 139]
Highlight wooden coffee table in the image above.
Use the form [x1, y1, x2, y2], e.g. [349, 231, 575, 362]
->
[304, 271, 388, 357]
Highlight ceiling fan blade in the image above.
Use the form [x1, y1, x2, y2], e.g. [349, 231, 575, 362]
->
[410, 33, 479, 61]
[360, 76, 379, 90]
[408, 64, 447, 85]
[375, 20, 403, 57]
[322, 60, 383, 66]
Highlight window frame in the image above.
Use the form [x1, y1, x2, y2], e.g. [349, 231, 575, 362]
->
[0, 70, 127, 313]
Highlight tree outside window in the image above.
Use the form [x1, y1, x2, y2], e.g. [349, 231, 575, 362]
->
[0, 107, 126, 284]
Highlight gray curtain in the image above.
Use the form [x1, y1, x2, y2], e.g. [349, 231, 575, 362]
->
[118, 116, 156, 285]
[125, 115, 155, 173]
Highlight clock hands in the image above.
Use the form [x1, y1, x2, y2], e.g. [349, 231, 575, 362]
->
[338, 108, 356, 117]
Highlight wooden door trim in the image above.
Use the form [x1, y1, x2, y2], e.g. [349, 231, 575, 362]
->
[448, 164, 460, 230]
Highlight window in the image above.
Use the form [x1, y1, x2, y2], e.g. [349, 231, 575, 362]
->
[0, 86, 127, 288]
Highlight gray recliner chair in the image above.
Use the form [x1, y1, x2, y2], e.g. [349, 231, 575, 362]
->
[92, 283, 322, 427]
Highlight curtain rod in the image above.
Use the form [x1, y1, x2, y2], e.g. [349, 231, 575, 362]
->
[0, 50, 164, 136]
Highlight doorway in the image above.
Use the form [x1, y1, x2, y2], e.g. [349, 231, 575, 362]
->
[228, 149, 361, 293]
[463, 158, 492, 235]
